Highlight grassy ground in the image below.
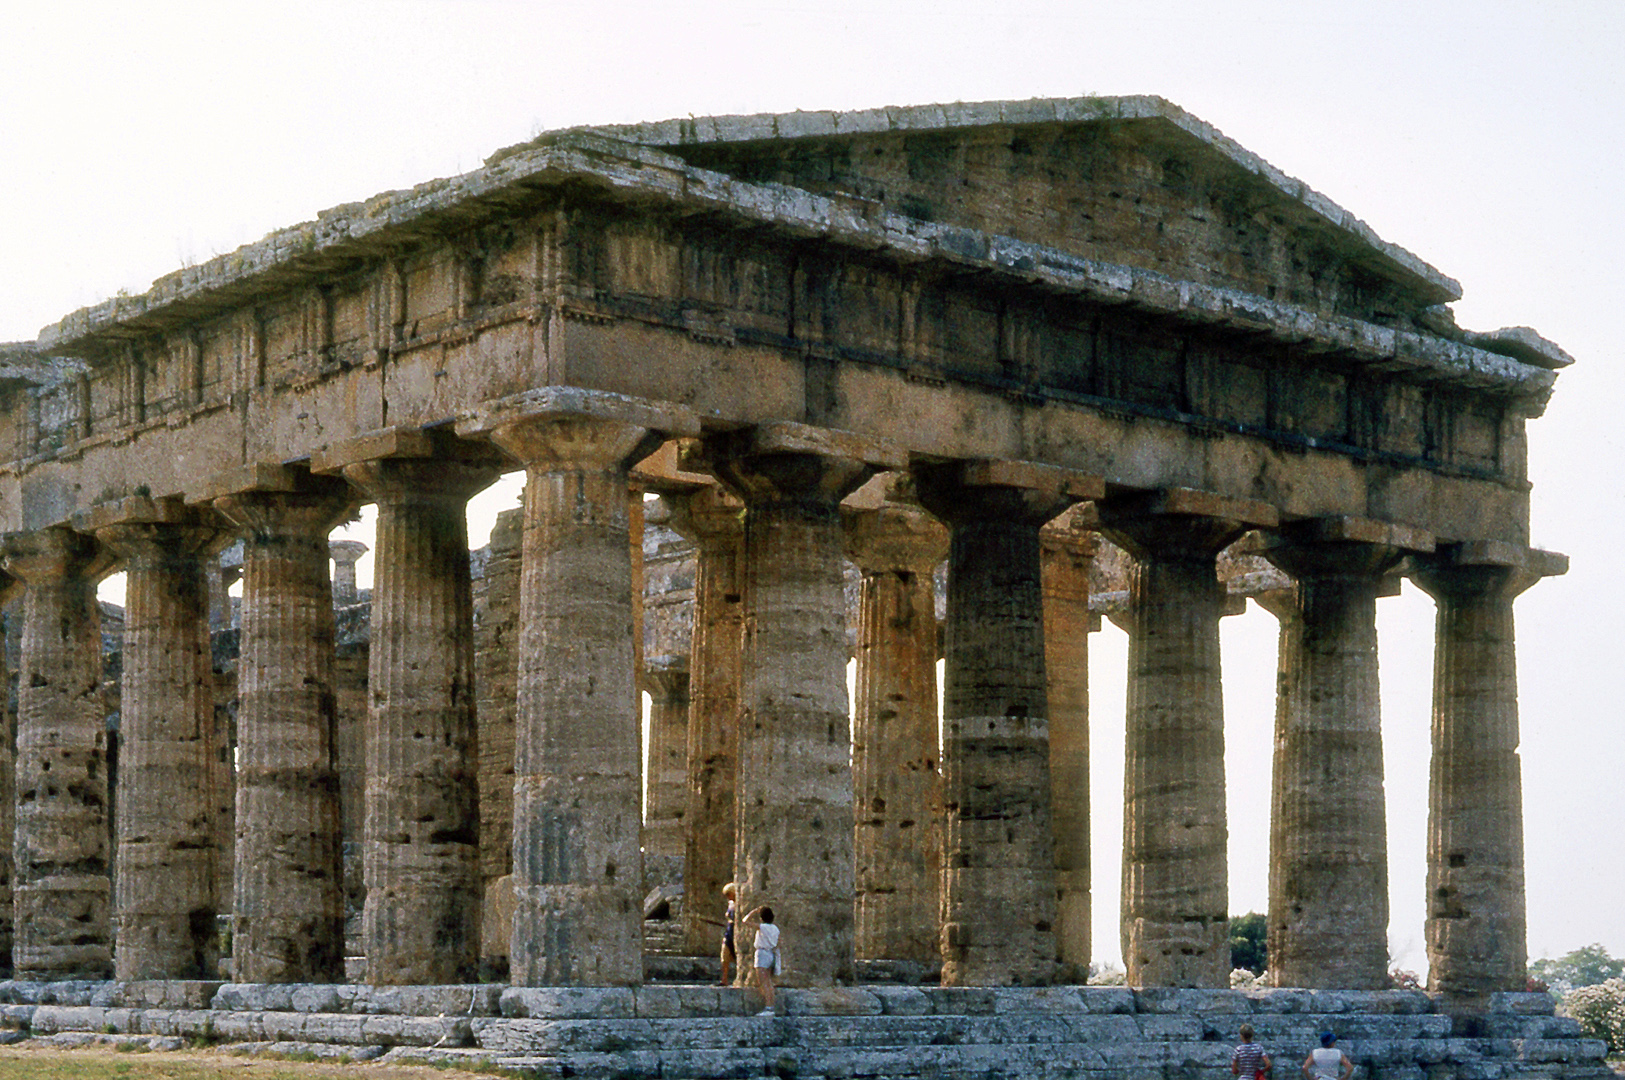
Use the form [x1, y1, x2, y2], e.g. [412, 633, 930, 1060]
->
[0, 1044, 474, 1079]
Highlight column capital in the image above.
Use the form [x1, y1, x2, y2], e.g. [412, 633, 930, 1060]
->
[709, 422, 903, 509]
[196, 465, 356, 539]
[915, 459, 1101, 527]
[1256, 516, 1431, 583]
[841, 501, 948, 575]
[641, 654, 690, 702]
[1411, 541, 1568, 602]
[663, 484, 745, 548]
[78, 496, 224, 562]
[312, 425, 505, 506]
[1097, 487, 1277, 563]
[456, 388, 699, 471]
[2, 524, 113, 584]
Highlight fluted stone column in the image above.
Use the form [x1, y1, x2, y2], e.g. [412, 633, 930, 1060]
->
[460, 388, 699, 986]
[318, 430, 501, 985]
[712, 423, 900, 987]
[0, 575, 23, 977]
[4, 526, 114, 979]
[842, 488, 947, 963]
[1041, 513, 1098, 977]
[207, 466, 354, 983]
[642, 657, 690, 863]
[1097, 488, 1275, 988]
[86, 497, 223, 979]
[329, 540, 367, 605]
[1413, 542, 1565, 1000]
[665, 484, 747, 958]
[916, 460, 1100, 986]
[1258, 517, 1425, 989]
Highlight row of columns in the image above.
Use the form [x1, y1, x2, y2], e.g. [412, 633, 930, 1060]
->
[0, 388, 1556, 1003]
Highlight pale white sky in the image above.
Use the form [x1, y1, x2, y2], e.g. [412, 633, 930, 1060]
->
[4, 0, 1620, 974]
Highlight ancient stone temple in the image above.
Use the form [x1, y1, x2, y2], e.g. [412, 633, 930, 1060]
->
[0, 97, 1596, 1078]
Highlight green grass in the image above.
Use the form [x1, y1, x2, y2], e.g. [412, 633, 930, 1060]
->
[0, 1044, 494, 1079]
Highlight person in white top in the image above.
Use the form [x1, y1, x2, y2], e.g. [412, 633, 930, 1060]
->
[1303, 1031, 1353, 1080]
[743, 905, 780, 1016]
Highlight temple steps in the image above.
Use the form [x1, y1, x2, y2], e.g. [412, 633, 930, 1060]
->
[0, 982, 1611, 1080]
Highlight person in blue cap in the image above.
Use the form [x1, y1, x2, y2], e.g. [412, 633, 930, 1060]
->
[1303, 1031, 1352, 1080]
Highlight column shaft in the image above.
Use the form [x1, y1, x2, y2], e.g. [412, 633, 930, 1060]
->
[668, 487, 747, 958]
[344, 458, 496, 984]
[213, 479, 353, 983]
[0, 583, 17, 977]
[1262, 540, 1398, 989]
[713, 429, 887, 987]
[917, 463, 1090, 987]
[845, 501, 946, 964]
[500, 419, 661, 985]
[1415, 561, 1535, 997]
[1100, 506, 1245, 989]
[1042, 524, 1095, 976]
[5, 527, 112, 979]
[95, 507, 221, 979]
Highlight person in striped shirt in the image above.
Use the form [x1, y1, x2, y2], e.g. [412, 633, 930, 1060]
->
[1232, 1023, 1272, 1077]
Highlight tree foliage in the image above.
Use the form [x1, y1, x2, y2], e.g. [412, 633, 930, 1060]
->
[1529, 944, 1625, 995]
[1230, 912, 1267, 975]
[1564, 979, 1625, 1053]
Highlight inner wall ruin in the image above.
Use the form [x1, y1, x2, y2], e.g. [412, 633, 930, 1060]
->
[0, 94, 1595, 1075]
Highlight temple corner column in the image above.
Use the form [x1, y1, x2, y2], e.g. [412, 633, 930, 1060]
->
[1412, 540, 1566, 1005]
[457, 387, 699, 987]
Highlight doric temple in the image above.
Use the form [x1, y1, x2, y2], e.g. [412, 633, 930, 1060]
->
[0, 97, 1593, 1075]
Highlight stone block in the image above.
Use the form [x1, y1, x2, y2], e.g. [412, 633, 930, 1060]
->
[204, 1010, 266, 1041]
[868, 985, 933, 1016]
[0, 1005, 34, 1030]
[299, 1013, 368, 1044]
[212, 983, 295, 1012]
[1135, 1013, 1204, 1039]
[499, 986, 636, 1019]
[993, 986, 1087, 1014]
[1133, 988, 1251, 1014]
[108, 981, 223, 1009]
[1077, 986, 1137, 1013]
[359, 1014, 472, 1047]
[288, 984, 343, 1013]
[922, 986, 997, 1014]
[1486, 992, 1556, 1016]
[258, 1011, 309, 1042]
[778, 988, 882, 1016]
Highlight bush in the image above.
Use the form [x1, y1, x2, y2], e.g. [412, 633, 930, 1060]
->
[1229, 912, 1267, 975]
[1563, 978, 1625, 1053]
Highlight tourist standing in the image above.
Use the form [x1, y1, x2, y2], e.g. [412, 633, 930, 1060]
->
[1303, 1032, 1353, 1080]
[742, 905, 780, 1016]
[1232, 1023, 1271, 1077]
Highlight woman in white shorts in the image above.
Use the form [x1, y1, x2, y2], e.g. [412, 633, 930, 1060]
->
[742, 905, 779, 1016]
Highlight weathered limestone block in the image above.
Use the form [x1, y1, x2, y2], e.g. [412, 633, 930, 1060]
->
[841, 488, 947, 964]
[641, 657, 690, 864]
[326, 435, 501, 985]
[1258, 518, 1422, 990]
[915, 460, 1099, 986]
[3, 526, 114, 979]
[710, 423, 901, 987]
[1413, 543, 1565, 1001]
[1040, 512, 1097, 976]
[0, 579, 18, 977]
[87, 497, 223, 979]
[459, 388, 699, 986]
[663, 484, 746, 958]
[1097, 488, 1275, 989]
[208, 467, 355, 983]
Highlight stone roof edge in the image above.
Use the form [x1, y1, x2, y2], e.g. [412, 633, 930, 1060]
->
[516, 94, 1462, 306]
[34, 135, 1552, 406]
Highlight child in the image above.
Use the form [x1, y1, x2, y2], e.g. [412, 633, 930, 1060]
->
[742, 904, 779, 1016]
[1232, 1023, 1271, 1078]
